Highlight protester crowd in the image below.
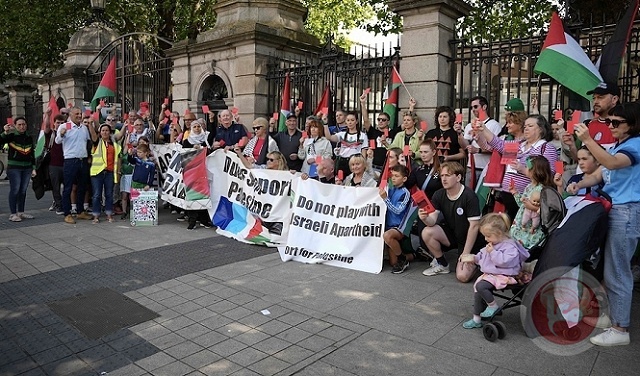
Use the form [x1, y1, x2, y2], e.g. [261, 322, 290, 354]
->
[1, 80, 639, 347]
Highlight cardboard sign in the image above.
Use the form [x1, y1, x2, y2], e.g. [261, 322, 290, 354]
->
[500, 142, 519, 165]
[127, 124, 134, 133]
[363, 87, 371, 96]
[92, 111, 99, 123]
[455, 113, 463, 124]
[384, 128, 389, 138]
[411, 189, 436, 214]
[231, 107, 239, 115]
[315, 155, 322, 165]
[567, 110, 582, 134]
[554, 109, 563, 121]
[218, 139, 226, 147]
[337, 170, 344, 180]
[555, 161, 564, 175]
[67, 103, 73, 108]
[184, 109, 191, 116]
[369, 140, 376, 149]
[297, 101, 304, 110]
[477, 108, 488, 122]
[403, 145, 410, 156]
[84, 109, 91, 117]
[164, 97, 170, 105]
[123, 114, 129, 121]
[301, 131, 307, 139]
[171, 116, 178, 125]
[420, 120, 428, 132]
[273, 112, 279, 120]
[164, 109, 172, 117]
[6, 117, 13, 125]
[237, 138, 246, 147]
[139, 102, 149, 110]
[202, 105, 210, 114]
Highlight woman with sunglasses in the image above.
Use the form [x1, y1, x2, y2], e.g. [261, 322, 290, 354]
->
[298, 117, 333, 177]
[182, 118, 215, 230]
[243, 117, 279, 166]
[476, 114, 557, 221]
[570, 102, 640, 347]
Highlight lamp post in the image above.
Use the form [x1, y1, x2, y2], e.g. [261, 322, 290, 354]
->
[88, 0, 108, 25]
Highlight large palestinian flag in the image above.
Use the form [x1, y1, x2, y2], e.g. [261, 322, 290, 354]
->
[90, 57, 117, 111]
[182, 148, 210, 202]
[383, 65, 401, 130]
[534, 12, 603, 100]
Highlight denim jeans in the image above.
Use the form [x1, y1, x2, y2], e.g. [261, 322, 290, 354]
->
[62, 158, 89, 216]
[604, 203, 640, 328]
[7, 168, 31, 214]
[91, 170, 114, 216]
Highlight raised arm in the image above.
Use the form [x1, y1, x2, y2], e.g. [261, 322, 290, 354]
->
[360, 93, 371, 131]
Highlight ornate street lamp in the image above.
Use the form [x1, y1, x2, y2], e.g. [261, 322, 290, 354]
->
[87, 0, 109, 26]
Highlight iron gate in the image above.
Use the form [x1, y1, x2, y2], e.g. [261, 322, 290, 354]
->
[450, 17, 640, 123]
[85, 33, 173, 118]
[23, 94, 43, 139]
[266, 37, 400, 125]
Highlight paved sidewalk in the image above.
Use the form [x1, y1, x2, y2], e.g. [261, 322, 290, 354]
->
[0, 180, 638, 376]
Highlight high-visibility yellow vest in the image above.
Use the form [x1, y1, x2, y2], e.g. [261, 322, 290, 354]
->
[90, 138, 121, 183]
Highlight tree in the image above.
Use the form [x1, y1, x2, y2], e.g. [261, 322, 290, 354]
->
[457, 0, 556, 42]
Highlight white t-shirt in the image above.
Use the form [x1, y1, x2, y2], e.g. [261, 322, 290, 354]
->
[463, 118, 501, 169]
[335, 131, 368, 159]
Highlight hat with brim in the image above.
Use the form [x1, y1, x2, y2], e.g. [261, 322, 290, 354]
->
[286, 113, 297, 120]
[505, 98, 525, 112]
[587, 82, 621, 97]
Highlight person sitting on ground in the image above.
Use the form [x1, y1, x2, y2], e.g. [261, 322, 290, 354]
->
[418, 161, 484, 282]
[461, 212, 529, 329]
[337, 154, 376, 187]
[380, 165, 413, 274]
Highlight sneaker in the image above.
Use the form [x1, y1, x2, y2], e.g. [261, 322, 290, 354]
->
[462, 319, 482, 329]
[177, 214, 188, 222]
[200, 222, 213, 229]
[590, 328, 630, 347]
[163, 202, 170, 209]
[70, 208, 77, 215]
[9, 214, 22, 222]
[391, 259, 409, 274]
[49, 201, 55, 211]
[170, 209, 178, 214]
[416, 247, 434, 263]
[114, 206, 124, 215]
[422, 262, 450, 276]
[632, 265, 640, 283]
[76, 212, 92, 220]
[64, 215, 76, 224]
[187, 223, 197, 230]
[55, 209, 64, 215]
[18, 213, 34, 219]
[480, 305, 501, 318]
[583, 314, 612, 329]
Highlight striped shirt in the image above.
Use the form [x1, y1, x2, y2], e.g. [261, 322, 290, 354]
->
[488, 137, 557, 193]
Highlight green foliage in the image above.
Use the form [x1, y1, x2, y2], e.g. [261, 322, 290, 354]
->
[457, 0, 556, 42]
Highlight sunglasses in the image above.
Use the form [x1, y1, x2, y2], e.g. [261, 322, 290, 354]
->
[604, 118, 627, 128]
[470, 104, 480, 110]
[266, 158, 275, 162]
[192, 125, 202, 128]
[106, 118, 115, 121]
[253, 126, 263, 130]
[377, 118, 388, 121]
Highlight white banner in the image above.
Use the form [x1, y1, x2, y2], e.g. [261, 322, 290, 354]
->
[278, 178, 385, 274]
[207, 150, 295, 246]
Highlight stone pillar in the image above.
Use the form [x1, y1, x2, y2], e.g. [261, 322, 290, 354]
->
[5, 84, 36, 117]
[387, 0, 471, 126]
[166, 0, 320, 123]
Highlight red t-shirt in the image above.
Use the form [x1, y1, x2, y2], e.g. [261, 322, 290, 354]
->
[588, 118, 616, 147]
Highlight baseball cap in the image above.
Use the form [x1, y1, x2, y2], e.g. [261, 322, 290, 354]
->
[286, 113, 297, 120]
[587, 82, 621, 97]
[504, 98, 525, 112]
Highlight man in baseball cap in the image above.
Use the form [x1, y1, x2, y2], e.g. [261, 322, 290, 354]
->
[584, 82, 621, 148]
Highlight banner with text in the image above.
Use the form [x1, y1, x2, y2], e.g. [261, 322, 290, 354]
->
[207, 150, 295, 246]
[278, 178, 385, 274]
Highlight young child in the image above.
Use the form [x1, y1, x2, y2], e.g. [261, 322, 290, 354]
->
[509, 155, 554, 249]
[520, 190, 541, 233]
[127, 144, 156, 191]
[380, 165, 412, 274]
[462, 213, 530, 329]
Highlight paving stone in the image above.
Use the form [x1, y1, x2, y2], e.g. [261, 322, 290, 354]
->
[150, 332, 188, 350]
[296, 335, 336, 352]
[135, 352, 175, 371]
[164, 341, 204, 359]
[175, 323, 209, 340]
[101, 363, 147, 376]
[247, 356, 290, 376]
[191, 331, 228, 348]
[200, 315, 233, 331]
[272, 344, 314, 364]
[199, 359, 242, 376]
[229, 368, 262, 376]
[182, 349, 222, 369]
[216, 322, 253, 337]
[296, 319, 333, 335]
[208, 338, 248, 358]
[160, 316, 196, 332]
[31, 344, 73, 366]
[173, 301, 204, 315]
[152, 361, 195, 376]
[316, 325, 354, 342]
[40, 355, 93, 376]
[252, 337, 292, 355]
[179, 288, 209, 301]
[184, 307, 217, 322]
[207, 300, 239, 314]
[234, 329, 271, 346]
[226, 347, 269, 367]
[223, 306, 254, 321]
[275, 327, 312, 344]
[256, 320, 292, 336]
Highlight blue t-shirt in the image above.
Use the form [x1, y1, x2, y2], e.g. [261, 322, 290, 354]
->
[215, 123, 247, 147]
[601, 135, 640, 205]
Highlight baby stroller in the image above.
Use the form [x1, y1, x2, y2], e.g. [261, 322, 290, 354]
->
[480, 187, 610, 343]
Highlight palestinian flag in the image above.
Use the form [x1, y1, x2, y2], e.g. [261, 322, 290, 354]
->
[314, 84, 331, 118]
[383, 64, 401, 130]
[181, 148, 210, 202]
[596, 0, 639, 84]
[34, 95, 59, 164]
[534, 12, 603, 101]
[90, 57, 117, 111]
[213, 197, 271, 245]
[278, 73, 291, 132]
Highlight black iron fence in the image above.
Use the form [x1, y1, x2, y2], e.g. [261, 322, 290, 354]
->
[23, 94, 43, 139]
[266, 37, 400, 126]
[450, 17, 640, 123]
[0, 94, 10, 124]
[85, 33, 173, 119]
